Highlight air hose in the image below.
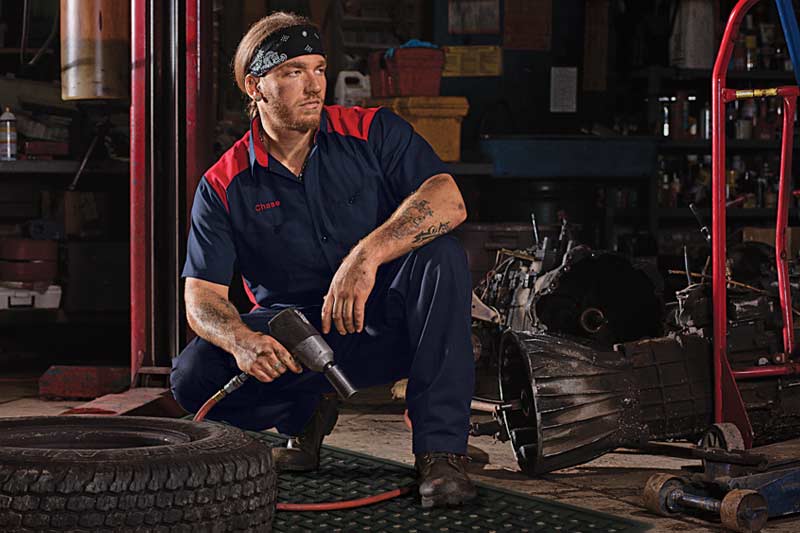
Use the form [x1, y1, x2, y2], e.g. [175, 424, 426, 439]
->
[192, 372, 413, 511]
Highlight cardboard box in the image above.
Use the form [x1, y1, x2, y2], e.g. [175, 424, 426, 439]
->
[41, 190, 112, 238]
[368, 96, 469, 162]
[443, 46, 502, 77]
[743, 227, 800, 257]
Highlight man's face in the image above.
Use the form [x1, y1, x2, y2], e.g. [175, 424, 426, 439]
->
[258, 54, 327, 132]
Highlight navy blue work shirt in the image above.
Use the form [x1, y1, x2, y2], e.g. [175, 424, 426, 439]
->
[182, 105, 449, 309]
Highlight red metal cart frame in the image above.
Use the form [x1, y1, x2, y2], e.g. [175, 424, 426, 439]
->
[713, 0, 800, 449]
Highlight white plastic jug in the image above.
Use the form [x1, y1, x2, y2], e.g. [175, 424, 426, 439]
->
[334, 71, 371, 107]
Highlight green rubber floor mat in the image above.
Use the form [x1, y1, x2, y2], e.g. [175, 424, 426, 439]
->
[248, 431, 650, 533]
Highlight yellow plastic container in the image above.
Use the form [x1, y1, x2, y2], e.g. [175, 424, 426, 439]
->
[368, 96, 469, 162]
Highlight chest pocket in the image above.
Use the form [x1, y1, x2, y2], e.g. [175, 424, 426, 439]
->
[324, 176, 379, 245]
[235, 199, 291, 290]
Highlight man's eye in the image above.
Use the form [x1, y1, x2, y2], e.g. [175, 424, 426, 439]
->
[288, 70, 301, 76]
[316, 67, 326, 74]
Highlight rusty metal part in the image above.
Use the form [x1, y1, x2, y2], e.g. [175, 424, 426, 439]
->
[39, 365, 129, 400]
[0, 260, 57, 283]
[702, 422, 746, 452]
[720, 490, 769, 533]
[471, 291, 501, 323]
[642, 474, 686, 516]
[60, 0, 130, 99]
[497, 330, 800, 475]
[0, 238, 57, 261]
[470, 333, 482, 362]
[579, 307, 606, 334]
[533, 246, 662, 346]
[734, 88, 780, 99]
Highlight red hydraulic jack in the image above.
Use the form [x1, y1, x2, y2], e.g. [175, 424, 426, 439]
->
[643, 2, 800, 532]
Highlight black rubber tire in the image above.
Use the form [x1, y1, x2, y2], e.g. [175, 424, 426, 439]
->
[0, 416, 276, 532]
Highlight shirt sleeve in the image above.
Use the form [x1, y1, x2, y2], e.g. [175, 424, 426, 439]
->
[181, 177, 236, 285]
[369, 108, 449, 204]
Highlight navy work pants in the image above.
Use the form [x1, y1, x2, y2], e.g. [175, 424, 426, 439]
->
[170, 236, 475, 454]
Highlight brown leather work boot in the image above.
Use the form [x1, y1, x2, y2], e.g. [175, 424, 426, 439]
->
[271, 395, 338, 472]
[415, 452, 477, 508]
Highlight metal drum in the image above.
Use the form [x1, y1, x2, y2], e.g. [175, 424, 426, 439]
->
[60, 0, 130, 100]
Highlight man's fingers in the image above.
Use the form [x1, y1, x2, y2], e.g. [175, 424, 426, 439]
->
[321, 292, 333, 334]
[275, 344, 303, 373]
[250, 367, 273, 383]
[353, 294, 366, 333]
[254, 352, 283, 379]
[332, 297, 347, 335]
[342, 299, 355, 333]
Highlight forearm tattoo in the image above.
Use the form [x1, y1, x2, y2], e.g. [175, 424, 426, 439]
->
[412, 222, 451, 245]
[389, 199, 434, 240]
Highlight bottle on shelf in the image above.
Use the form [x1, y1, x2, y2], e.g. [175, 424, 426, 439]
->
[754, 100, 773, 141]
[0, 106, 16, 161]
[658, 158, 671, 208]
[670, 172, 681, 208]
[744, 14, 758, 71]
[659, 97, 671, 138]
[700, 101, 712, 140]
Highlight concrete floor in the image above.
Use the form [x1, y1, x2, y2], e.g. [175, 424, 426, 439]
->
[0, 378, 798, 532]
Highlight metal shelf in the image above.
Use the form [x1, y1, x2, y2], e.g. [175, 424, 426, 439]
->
[0, 160, 128, 175]
[633, 66, 798, 82]
[448, 162, 493, 176]
[0, 309, 129, 326]
[659, 139, 799, 151]
[342, 42, 398, 50]
[341, 16, 394, 25]
[611, 207, 798, 221]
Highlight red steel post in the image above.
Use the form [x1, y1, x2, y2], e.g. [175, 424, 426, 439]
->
[776, 94, 796, 355]
[130, 0, 148, 384]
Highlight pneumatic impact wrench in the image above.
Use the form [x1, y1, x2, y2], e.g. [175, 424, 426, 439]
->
[192, 308, 356, 423]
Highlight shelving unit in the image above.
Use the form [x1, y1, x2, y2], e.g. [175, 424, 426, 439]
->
[0, 159, 128, 176]
[617, 58, 800, 258]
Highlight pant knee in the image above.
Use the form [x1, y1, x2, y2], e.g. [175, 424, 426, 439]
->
[415, 235, 466, 264]
[170, 337, 230, 413]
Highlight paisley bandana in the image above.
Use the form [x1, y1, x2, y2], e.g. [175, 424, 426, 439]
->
[248, 25, 325, 77]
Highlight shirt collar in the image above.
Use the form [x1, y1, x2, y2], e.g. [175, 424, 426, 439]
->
[248, 118, 270, 171]
[248, 111, 326, 175]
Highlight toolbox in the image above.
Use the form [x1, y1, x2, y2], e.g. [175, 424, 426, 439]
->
[0, 284, 61, 310]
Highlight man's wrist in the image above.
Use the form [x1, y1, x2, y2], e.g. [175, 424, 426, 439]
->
[231, 327, 262, 356]
[351, 239, 386, 269]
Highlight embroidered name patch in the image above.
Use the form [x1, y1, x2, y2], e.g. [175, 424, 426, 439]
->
[255, 200, 281, 212]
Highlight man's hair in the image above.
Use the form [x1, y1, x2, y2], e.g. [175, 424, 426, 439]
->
[233, 11, 316, 119]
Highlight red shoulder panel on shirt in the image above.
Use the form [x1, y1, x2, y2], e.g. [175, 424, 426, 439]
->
[325, 105, 380, 141]
[204, 132, 251, 212]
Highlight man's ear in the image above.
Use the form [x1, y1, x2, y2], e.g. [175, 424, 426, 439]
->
[244, 74, 264, 101]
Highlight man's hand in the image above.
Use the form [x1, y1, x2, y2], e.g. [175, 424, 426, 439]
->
[233, 333, 303, 382]
[322, 246, 378, 335]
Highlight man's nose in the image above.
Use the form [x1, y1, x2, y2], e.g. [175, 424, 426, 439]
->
[305, 72, 322, 94]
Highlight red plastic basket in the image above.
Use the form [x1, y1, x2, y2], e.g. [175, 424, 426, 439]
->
[369, 48, 444, 97]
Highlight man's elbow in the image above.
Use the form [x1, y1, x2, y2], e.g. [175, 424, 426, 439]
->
[441, 174, 468, 226]
[454, 199, 468, 225]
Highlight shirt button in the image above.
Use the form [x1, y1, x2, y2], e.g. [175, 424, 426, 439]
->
[321, 235, 328, 242]
[348, 196, 355, 204]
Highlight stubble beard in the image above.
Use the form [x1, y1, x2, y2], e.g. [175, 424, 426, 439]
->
[265, 97, 321, 132]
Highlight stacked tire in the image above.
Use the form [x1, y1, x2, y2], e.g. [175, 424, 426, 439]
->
[0, 416, 277, 532]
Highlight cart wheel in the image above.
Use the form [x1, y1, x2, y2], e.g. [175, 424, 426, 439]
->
[720, 489, 768, 533]
[642, 473, 686, 516]
[702, 422, 745, 452]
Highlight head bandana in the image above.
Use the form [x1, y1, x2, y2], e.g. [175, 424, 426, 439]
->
[248, 25, 325, 77]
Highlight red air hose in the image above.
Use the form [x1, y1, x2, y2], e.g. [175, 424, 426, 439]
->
[192, 376, 413, 512]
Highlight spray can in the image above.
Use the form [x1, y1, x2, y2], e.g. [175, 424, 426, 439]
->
[0, 107, 17, 161]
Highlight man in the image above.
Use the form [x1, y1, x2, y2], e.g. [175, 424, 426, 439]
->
[171, 12, 476, 508]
